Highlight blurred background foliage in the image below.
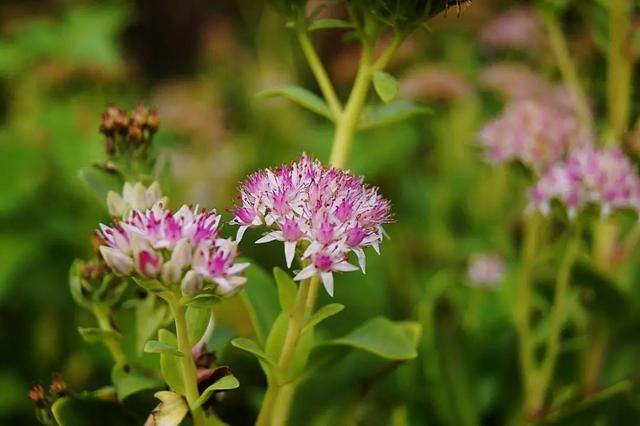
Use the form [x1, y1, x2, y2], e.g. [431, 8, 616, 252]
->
[2, 0, 640, 425]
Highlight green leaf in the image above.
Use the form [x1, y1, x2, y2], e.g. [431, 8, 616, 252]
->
[191, 375, 240, 410]
[158, 329, 185, 395]
[132, 277, 167, 293]
[324, 317, 418, 360]
[144, 340, 184, 357]
[359, 101, 431, 130]
[77, 327, 120, 344]
[111, 363, 163, 401]
[301, 303, 344, 334]
[77, 166, 123, 201]
[258, 85, 333, 120]
[308, 19, 354, 31]
[187, 307, 211, 346]
[52, 395, 137, 426]
[265, 312, 289, 362]
[373, 71, 399, 103]
[397, 321, 423, 346]
[274, 267, 297, 314]
[240, 262, 279, 344]
[183, 293, 220, 309]
[135, 294, 169, 356]
[231, 338, 271, 363]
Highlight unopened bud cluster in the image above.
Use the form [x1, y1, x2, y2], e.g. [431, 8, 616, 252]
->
[99, 103, 159, 157]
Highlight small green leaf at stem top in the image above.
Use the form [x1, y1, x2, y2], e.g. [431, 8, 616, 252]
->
[301, 303, 344, 334]
[231, 337, 271, 363]
[359, 100, 431, 130]
[274, 267, 297, 314]
[373, 71, 400, 103]
[77, 327, 120, 343]
[191, 375, 240, 410]
[144, 340, 184, 357]
[257, 85, 334, 121]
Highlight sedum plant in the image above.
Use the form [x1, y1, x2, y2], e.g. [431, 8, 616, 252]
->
[31, 1, 471, 424]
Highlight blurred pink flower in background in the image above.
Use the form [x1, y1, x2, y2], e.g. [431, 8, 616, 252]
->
[400, 64, 474, 102]
[467, 253, 505, 288]
[479, 7, 545, 52]
[530, 148, 640, 218]
[478, 99, 594, 171]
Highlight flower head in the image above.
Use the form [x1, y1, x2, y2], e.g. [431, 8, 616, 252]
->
[467, 253, 505, 289]
[478, 99, 593, 171]
[99, 200, 248, 297]
[232, 154, 392, 296]
[529, 148, 640, 218]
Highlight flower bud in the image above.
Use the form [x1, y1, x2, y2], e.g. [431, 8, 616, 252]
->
[100, 246, 134, 276]
[146, 109, 160, 133]
[107, 191, 127, 217]
[128, 125, 143, 142]
[50, 374, 66, 396]
[28, 385, 47, 407]
[181, 271, 203, 296]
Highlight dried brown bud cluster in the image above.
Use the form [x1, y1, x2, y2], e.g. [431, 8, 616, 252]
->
[99, 103, 159, 156]
[28, 385, 47, 407]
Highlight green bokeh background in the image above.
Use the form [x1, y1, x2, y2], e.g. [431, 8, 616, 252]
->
[2, 1, 640, 425]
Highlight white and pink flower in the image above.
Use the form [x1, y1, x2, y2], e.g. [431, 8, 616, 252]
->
[98, 197, 248, 297]
[478, 99, 593, 172]
[529, 148, 640, 218]
[232, 154, 392, 296]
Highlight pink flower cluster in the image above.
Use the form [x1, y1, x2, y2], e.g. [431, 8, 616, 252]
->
[479, 63, 571, 104]
[99, 201, 248, 297]
[530, 148, 640, 218]
[478, 99, 593, 171]
[232, 154, 392, 296]
[478, 7, 545, 52]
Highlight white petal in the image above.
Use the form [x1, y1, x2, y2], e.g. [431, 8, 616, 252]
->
[333, 261, 359, 272]
[354, 248, 367, 273]
[236, 226, 248, 242]
[255, 231, 281, 244]
[294, 264, 316, 281]
[320, 272, 334, 297]
[227, 262, 250, 275]
[284, 241, 297, 268]
[303, 241, 323, 258]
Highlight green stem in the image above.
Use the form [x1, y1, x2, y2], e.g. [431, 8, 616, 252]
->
[168, 298, 208, 426]
[92, 303, 126, 364]
[531, 224, 581, 413]
[329, 33, 403, 169]
[514, 214, 541, 415]
[255, 276, 316, 425]
[607, 0, 633, 140]
[297, 26, 343, 119]
[277, 277, 312, 375]
[541, 12, 592, 130]
[270, 383, 296, 426]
